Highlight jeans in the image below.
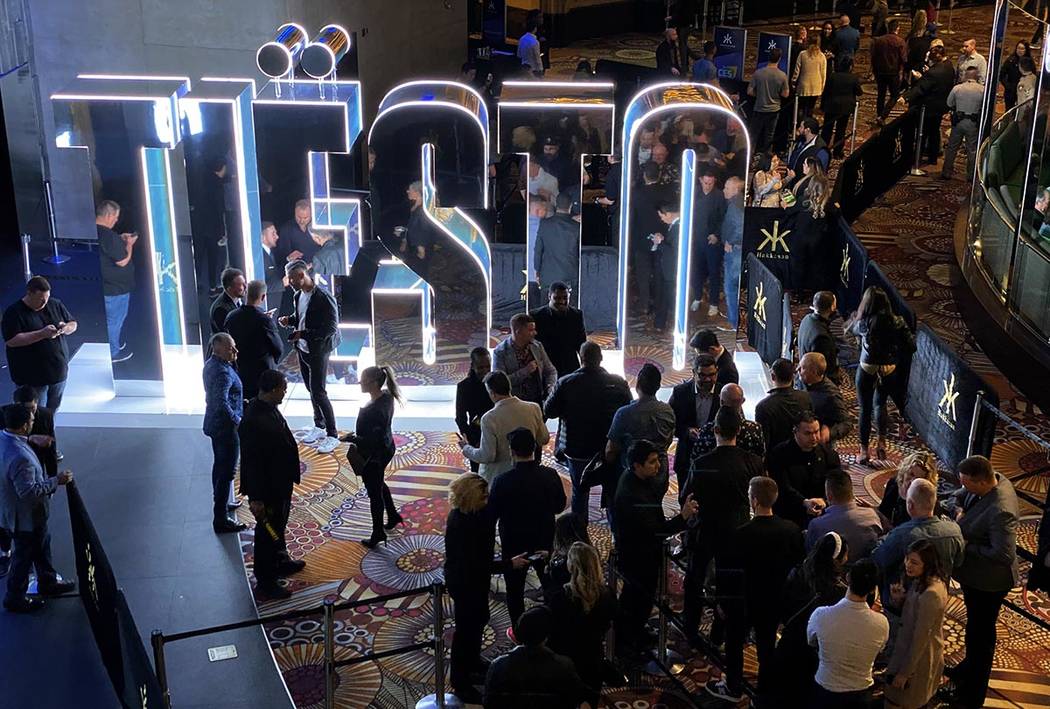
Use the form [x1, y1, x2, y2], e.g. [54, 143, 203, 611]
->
[956, 586, 1008, 708]
[564, 457, 593, 519]
[296, 348, 337, 436]
[209, 430, 239, 522]
[104, 293, 130, 358]
[855, 366, 894, 448]
[941, 118, 978, 180]
[30, 381, 67, 413]
[361, 458, 398, 538]
[723, 247, 742, 329]
[252, 499, 290, 585]
[750, 111, 780, 154]
[5, 527, 58, 604]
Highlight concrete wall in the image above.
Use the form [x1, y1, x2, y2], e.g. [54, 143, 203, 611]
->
[6, 0, 466, 240]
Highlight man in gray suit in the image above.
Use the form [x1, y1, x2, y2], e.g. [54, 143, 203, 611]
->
[947, 455, 1020, 709]
[534, 191, 580, 299]
[1, 403, 73, 612]
[492, 313, 558, 406]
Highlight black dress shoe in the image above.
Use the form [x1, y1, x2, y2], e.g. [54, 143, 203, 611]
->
[276, 559, 306, 577]
[227, 500, 243, 511]
[4, 597, 45, 613]
[36, 579, 75, 596]
[213, 518, 247, 534]
[256, 582, 292, 600]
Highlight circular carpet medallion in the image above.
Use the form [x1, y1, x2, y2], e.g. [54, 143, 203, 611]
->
[360, 533, 446, 592]
[274, 642, 382, 709]
[616, 49, 655, 61]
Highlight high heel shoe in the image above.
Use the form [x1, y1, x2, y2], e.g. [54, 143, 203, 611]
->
[360, 535, 386, 549]
[876, 445, 887, 461]
[384, 513, 404, 531]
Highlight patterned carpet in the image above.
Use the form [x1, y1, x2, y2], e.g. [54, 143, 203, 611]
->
[234, 6, 1050, 708]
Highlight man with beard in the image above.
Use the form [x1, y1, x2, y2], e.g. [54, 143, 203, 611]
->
[530, 283, 587, 380]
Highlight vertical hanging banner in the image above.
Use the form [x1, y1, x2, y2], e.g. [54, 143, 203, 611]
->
[483, 0, 507, 47]
[713, 26, 748, 83]
[745, 253, 785, 366]
[757, 32, 792, 74]
[833, 216, 868, 319]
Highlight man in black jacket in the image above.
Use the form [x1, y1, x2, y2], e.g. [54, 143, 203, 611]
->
[224, 280, 283, 399]
[530, 283, 587, 380]
[209, 267, 246, 335]
[279, 260, 340, 446]
[767, 412, 841, 528]
[613, 440, 698, 653]
[631, 164, 671, 319]
[238, 370, 302, 599]
[690, 170, 726, 318]
[798, 291, 840, 383]
[681, 408, 764, 638]
[544, 341, 631, 519]
[534, 193, 581, 299]
[488, 428, 567, 628]
[655, 27, 682, 76]
[798, 353, 851, 448]
[668, 353, 721, 492]
[484, 606, 593, 709]
[784, 117, 830, 188]
[689, 328, 739, 387]
[907, 45, 955, 164]
[652, 201, 680, 332]
[821, 58, 863, 158]
[755, 358, 813, 450]
[454, 347, 493, 473]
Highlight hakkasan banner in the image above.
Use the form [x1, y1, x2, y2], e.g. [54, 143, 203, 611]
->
[835, 109, 919, 224]
[68, 482, 124, 697]
[115, 590, 164, 709]
[833, 216, 869, 319]
[743, 206, 828, 292]
[904, 324, 999, 471]
[746, 253, 786, 366]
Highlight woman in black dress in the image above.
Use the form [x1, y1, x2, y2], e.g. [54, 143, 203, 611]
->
[999, 41, 1031, 111]
[444, 473, 529, 703]
[341, 365, 403, 548]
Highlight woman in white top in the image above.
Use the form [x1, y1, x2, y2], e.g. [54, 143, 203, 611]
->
[793, 35, 827, 118]
[751, 152, 784, 208]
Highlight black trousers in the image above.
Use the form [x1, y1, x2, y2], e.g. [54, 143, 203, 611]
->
[652, 262, 675, 331]
[855, 366, 895, 448]
[615, 554, 659, 648]
[920, 109, 946, 163]
[361, 458, 398, 538]
[875, 73, 902, 119]
[750, 111, 780, 154]
[725, 602, 778, 697]
[503, 557, 547, 628]
[633, 249, 656, 315]
[811, 684, 874, 708]
[0, 527, 10, 553]
[821, 112, 852, 157]
[682, 542, 714, 633]
[5, 527, 58, 604]
[797, 95, 818, 118]
[693, 241, 724, 307]
[252, 498, 290, 585]
[449, 584, 490, 690]
[297, 348, 337, 436]
[956, 585, 1009, 708]
[209, 429, 239, 522]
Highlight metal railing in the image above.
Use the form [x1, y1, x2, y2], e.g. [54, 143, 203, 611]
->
[150, 583, 448, 709]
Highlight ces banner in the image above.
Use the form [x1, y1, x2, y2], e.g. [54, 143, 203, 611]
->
[757, 32, 791, 74]
[714, 26, 747, 84]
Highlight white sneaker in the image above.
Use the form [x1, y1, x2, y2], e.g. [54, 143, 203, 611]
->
[707, 304, 720, 317]
[295, 427, 326, 444]
[315, 436, 340, 453]
[690, 300, 701, 312]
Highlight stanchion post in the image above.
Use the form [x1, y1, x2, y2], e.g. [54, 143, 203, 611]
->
[20, 234, 32, 283]
[417, 583, 459, 709]
[701, 0, 710, 39]
[792, 95, 800, 145]
[41, 179, 70, 265]
[910, 106, 927, 176]
[657, 539, 670, 667]
[605, 550, 618, 663]
[966, 390, 986, 459]
[151, 630, 172, 709]
[850, 105, 859, 154]
[323, 598, 335, 709]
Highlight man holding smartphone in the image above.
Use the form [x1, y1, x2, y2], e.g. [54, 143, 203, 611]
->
[224, 280, 283, 399]
[95, 200, 137, 364]
[279, 261, 340, 452]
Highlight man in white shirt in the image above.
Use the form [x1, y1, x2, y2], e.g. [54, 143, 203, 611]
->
[457, 370, 549, 483]
[527, 160, 559, 201]
[807, 558, 889, 705]
[517, 18, 543, 76]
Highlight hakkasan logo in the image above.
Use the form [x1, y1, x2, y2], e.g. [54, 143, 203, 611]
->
[753, 281, 768, 329]
[937, 372, 961, 429]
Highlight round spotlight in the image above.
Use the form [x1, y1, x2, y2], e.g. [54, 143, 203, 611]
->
[256, 23, 308, 79]
[302, 24, 351, 79]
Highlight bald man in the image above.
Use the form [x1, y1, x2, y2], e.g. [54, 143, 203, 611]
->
[689, 383, 766, 463]
[873, 478, 964, 595]
[798, 352, 851, 447]
[203, 333, 247, 534]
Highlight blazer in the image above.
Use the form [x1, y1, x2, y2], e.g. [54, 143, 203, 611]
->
[209, 292, 239, 335]
[798, 312, 840, 380]
[792, 50, 827, 97]
[462, 396, 550, 482]
[908, 60, 955, 114]
[224, 304, 283, 396]
[261, 247, 285, 299]
[492, 337, 558, 404]
[487, 459, 567, 557]
[0, 430, 56, 533]
[954, 474, 1020, 592]
[884, 580, 947, 709]
[292, 286, 340, 356]
[238, 397, 300, 502]
[443, 507, 512, 597]
[668, 380, 721, 478]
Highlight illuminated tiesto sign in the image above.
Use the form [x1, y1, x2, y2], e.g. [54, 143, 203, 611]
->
[51, 26, 750, 388]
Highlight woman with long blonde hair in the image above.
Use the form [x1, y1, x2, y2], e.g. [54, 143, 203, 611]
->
[878, 451, 945, 528]
[792, 34, 827, 117]
[785, 164, 830, 290]
[340, 365, 403, 548]
[444, 473, 529, 703]
[546, 542, 616, 705]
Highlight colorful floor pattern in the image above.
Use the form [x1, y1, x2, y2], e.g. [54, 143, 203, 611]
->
[235, 6, 1050, 708]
